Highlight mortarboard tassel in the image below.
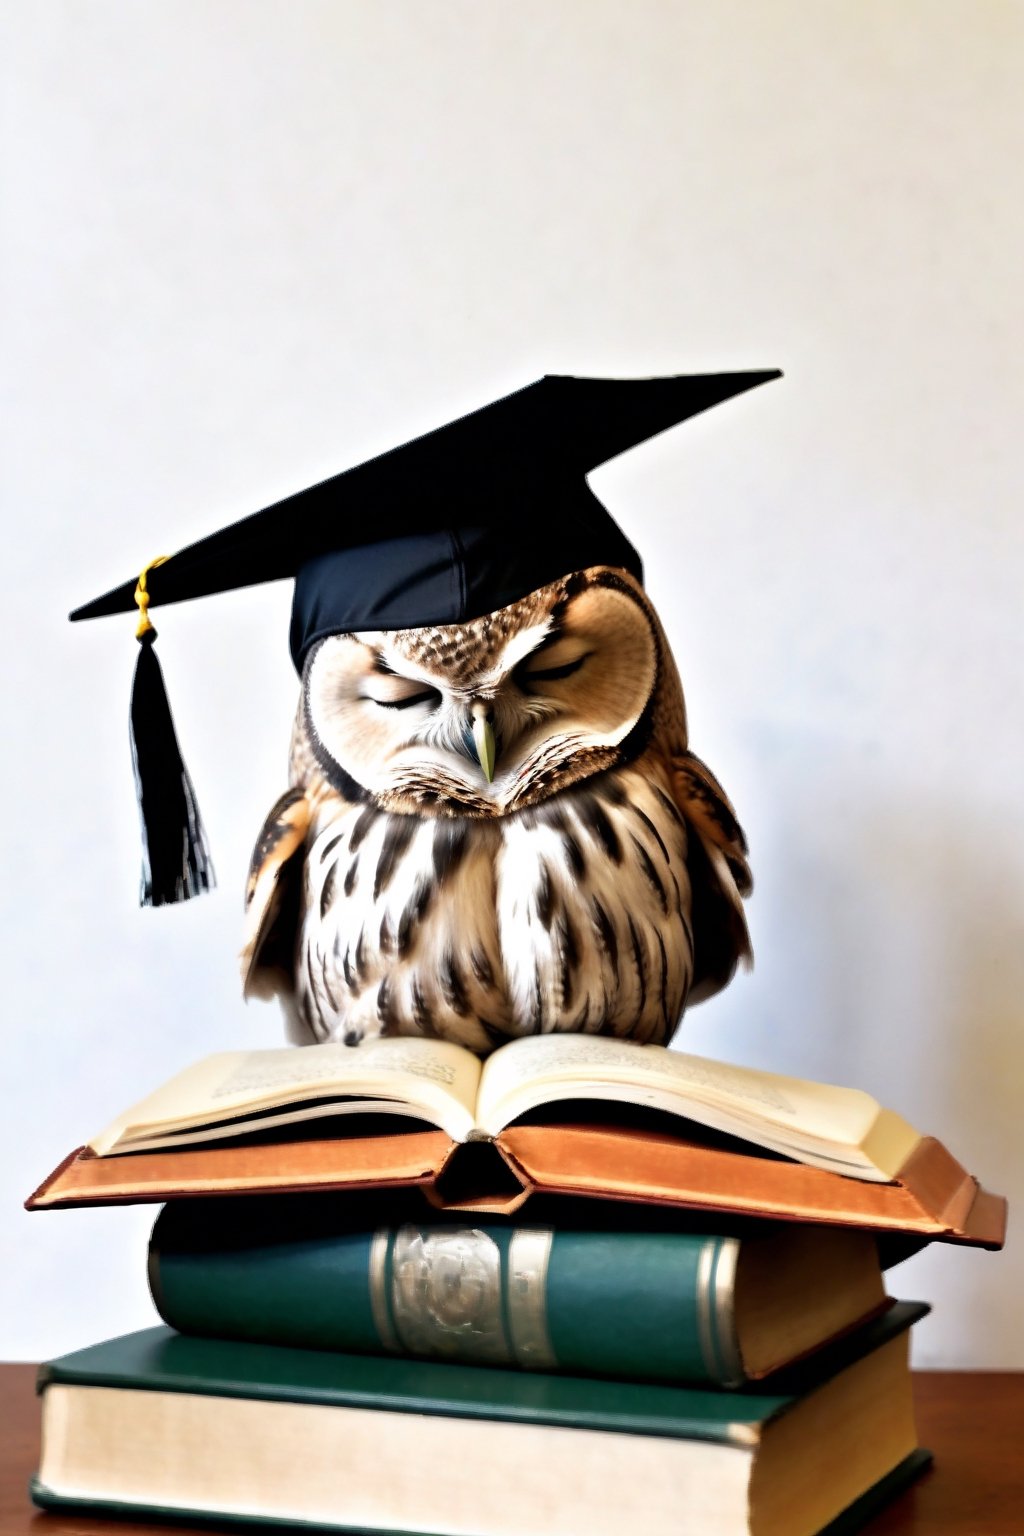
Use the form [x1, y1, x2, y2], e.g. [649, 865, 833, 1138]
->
[129, 559, 215, 906]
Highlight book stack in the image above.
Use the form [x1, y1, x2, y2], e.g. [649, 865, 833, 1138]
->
[28, 1035, 1007, 1535]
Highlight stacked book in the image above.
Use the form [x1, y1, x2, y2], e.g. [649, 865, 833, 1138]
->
[28, 1034, 1007, 1536]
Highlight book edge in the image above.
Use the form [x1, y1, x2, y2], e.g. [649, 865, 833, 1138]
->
[36, 1303, 928, 1433]
[25, 1128, 1007, 1251]
[814, 1447, 933, 1536]
[29, 1449, 935, 1535]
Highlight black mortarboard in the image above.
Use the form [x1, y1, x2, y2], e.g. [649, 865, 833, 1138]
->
[71, 370, 780, 906]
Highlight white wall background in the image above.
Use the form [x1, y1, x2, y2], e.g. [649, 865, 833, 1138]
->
[2, 1, 1021, 1366]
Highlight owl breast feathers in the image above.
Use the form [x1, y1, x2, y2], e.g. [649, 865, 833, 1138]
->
[241, 566, 752, 1053]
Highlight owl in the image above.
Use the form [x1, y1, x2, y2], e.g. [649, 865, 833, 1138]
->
[241, 564, 752, 1053]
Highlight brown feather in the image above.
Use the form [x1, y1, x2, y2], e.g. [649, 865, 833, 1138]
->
[669, 750, 753, 1004]
[240, 787, 313, 1001]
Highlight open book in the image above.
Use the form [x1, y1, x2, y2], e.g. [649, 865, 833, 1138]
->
[29, 1035, 1007, 1247]
[89, 1034, 919, 1183]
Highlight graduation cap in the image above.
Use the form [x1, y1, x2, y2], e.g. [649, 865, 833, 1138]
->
[71, 369, 781, 907]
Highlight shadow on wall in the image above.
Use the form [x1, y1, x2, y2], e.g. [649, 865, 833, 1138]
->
[834, 795, 1021, 1164]
[734, 737, 1023, 1144]
[893, 802, 1023, 1363]
[729, 754, 1023, 1363]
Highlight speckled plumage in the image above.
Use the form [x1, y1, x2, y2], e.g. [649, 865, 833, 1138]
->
[241, 567, 751, 1052]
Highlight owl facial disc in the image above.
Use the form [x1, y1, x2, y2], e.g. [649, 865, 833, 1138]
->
[302, 568, 660, 817]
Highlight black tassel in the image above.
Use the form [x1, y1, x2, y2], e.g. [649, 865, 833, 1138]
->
[129, 627, 215, 906]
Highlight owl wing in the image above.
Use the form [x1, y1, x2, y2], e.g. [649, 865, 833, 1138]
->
[240, 787, 312, 1001]
[669, 750, 753, 1005]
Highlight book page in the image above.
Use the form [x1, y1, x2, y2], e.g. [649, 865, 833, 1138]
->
[101, 1099, 450, 1155]
[476, 1035, 920, 1178]
[90, 1038, 483, 1154]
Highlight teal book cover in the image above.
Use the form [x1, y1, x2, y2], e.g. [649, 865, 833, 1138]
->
[148, 1201, 889, 1388]
[39, 1302, 927, 1440]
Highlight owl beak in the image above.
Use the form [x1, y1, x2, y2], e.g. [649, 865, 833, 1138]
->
[468, 707, 497, 783]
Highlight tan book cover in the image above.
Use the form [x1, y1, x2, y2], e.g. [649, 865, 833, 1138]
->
[27, 1121, 1007, 1250]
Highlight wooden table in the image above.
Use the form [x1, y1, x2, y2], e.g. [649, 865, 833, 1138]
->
[1, 1365, 1021, 1533]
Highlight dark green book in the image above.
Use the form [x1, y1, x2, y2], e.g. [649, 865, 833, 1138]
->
[148, 1200, 888, 1387]
[33, 1305, 929, 1536]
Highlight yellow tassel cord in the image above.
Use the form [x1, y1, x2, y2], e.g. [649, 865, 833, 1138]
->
[134, 555, 169, 639]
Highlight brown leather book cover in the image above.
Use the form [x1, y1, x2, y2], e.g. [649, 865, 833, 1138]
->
[25, 1122, 1007, 1249]
[490, 1125, 1007, 1247]
[26, 1132, 449, 1207]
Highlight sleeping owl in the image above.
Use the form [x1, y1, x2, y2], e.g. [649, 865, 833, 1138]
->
[70, 370, 778, 1050]
[242, 564, 752, 1051]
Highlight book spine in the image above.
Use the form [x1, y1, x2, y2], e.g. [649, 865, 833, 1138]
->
[149, 1214, 747, 1386]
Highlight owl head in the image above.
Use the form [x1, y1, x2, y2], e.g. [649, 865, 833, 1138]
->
[70, 371, 776, 908]
[301, 566, 687, 818]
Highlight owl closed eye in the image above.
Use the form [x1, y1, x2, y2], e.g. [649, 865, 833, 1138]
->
[307, 572, 658, 810]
